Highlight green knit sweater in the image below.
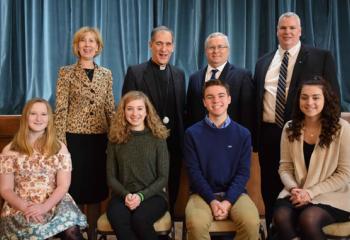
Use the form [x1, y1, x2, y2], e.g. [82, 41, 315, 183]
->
[106, 128, 169, 201]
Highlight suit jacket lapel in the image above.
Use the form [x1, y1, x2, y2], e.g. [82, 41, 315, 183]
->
[219, 62, 231, 80]
[285, 45, 309, 119]
[259, 54, 274, 97]
[288, 45, 308, 98]
[199, 66, 207, 90]
[143, 61, 158, 104]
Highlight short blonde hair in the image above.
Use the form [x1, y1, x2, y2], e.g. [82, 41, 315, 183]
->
[72, 26, 104, 58]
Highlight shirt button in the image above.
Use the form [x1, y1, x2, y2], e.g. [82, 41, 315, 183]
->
[90, 89, 95, 93]
[90, 112, 94, 115]
[90, 100, 94, 104]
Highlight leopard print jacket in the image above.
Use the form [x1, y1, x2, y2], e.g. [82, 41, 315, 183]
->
[54, 62, 115, 144]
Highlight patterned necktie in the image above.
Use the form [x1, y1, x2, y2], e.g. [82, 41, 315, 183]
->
[275, 51, 289, 128]
[210, 69, 219, 80]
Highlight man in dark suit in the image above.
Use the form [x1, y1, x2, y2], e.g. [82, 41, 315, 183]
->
[253, 12, 340, 231]
[122, 26, 186, 215]
[186, 32, 255, 137]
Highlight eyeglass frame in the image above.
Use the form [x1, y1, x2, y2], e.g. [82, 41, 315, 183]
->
[206, 45, 229, 52]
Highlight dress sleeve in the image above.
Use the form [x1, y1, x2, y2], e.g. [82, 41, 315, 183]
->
[56, 153, 72, 172]
[0, 154, 16, 174]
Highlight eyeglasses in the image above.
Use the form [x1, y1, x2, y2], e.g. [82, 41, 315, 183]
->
[207, 45, 228, 52]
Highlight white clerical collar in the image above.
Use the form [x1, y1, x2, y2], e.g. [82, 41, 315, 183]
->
[150, 59, 167, 70]
[159, 65, 166, 70]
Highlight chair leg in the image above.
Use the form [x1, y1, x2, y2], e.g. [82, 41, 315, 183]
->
[182, 220, 187, 240]
[259, 223, 266, 240]
[97, 233, 106, 240]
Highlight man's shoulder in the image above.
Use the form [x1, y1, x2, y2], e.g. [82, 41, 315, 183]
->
[225, 63, 252, 77]
[302, 44, 331, 53]
[127, 61, 149, 72]
[256, 51, 275, 64]
[300, 45, 333, 59]
[188, 69, 204, 86]
[169, 64, 185, 77]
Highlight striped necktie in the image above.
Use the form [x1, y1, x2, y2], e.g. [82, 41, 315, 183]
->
[275, 51, 289, 128]
[210, 69, 218, 80]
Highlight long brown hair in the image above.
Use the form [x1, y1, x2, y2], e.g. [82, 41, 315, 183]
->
[287, 76, 341, 148]
[11, 98, 61, 156]
[109, 91, 169, 144]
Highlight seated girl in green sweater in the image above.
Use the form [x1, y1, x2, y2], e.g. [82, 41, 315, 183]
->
[106, 90, 169, 240]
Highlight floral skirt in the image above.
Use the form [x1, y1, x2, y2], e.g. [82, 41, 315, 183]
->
[0, 194, 87, 239]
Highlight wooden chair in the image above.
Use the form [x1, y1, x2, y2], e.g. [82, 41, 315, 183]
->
[323, 222, 350, 239]
[96, 210, 173, 239]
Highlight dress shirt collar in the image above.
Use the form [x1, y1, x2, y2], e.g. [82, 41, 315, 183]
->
[207, 61, 227, 74]
[205, 115, 231, 129]
[278, 41, 301, 58]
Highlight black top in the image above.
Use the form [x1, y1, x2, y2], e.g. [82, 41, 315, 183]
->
[303, 141, 315, 170]
[84, 68, 94, 81]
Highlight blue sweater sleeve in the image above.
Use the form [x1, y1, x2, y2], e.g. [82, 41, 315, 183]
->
[224, 133, 251, 203]
[184, 131, 216, 204]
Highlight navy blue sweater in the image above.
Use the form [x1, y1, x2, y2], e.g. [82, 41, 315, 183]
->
[184, 119, 251, 204]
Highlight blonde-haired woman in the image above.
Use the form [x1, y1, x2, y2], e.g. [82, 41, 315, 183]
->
[55, 26, 115, 239]
[0, 98, 87, 239]
[106, 91, 169, 240]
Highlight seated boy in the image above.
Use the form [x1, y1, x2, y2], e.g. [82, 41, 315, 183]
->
[184, 79, 260, 240]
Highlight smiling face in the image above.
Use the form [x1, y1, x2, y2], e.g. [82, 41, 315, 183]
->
[205, 36, 230, 68]
[149, 30, 174, 66]
[125, 99, 147, 131]
[299, 85, 325, 120]
[77, 31, 99, 60]
[203, 85, 231, 119]
[277, 16, 301, 50]
[27, 102, 49, 134]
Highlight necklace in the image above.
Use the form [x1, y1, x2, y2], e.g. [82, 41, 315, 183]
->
[303, 125, 321, 138]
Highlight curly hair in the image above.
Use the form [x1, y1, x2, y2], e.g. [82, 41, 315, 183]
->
[11, 98, 61, 157]
[287, 76, 341, 148]
[109, 91, 169, 144]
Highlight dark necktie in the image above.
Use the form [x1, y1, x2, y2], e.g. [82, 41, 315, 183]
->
[275, 51, 289, 128]
[210, 69, 218, 80]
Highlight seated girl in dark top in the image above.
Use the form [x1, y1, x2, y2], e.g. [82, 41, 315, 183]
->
[106, 91, 169, 240]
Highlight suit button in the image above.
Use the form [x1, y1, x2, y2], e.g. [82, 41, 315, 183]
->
[90, 89, 95, 93]
[90, 112, 94, 115]
[90, 100, 94, 104]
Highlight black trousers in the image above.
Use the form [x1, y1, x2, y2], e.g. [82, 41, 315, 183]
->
[107, 195, 168, 240]
[168, 152, 182, 216]
[259, 122, 284, 230]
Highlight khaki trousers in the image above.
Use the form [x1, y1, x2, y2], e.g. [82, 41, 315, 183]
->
[185, 193, 260, 240]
